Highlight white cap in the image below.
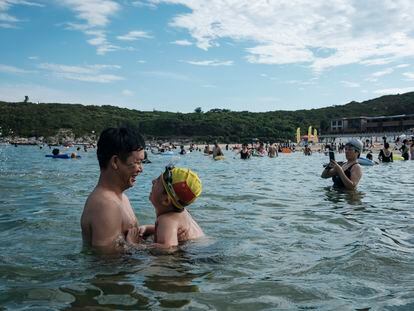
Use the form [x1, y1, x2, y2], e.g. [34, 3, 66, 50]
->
[346, 138, 363, 152]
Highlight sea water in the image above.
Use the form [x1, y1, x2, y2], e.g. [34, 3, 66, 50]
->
[0, 145, 413, 310]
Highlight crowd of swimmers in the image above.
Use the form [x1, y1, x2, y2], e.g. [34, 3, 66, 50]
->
[148, 141, 293, 160]
[324, 136, 414, 163]
[107, 135, 414, 164]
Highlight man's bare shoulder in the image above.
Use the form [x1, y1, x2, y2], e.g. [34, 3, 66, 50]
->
[82, 188, 123, 227]
[85, 187, 120, 209]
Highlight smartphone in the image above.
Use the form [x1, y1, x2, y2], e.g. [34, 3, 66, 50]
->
[329, 150, 335, 162]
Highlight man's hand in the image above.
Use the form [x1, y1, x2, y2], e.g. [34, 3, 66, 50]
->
[126, 227, 142, 244]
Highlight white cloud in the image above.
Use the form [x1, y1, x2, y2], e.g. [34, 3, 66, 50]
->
[201, 84, 216, 88]
[131, 1, 158, 9]
[83, 29, 126, 55]
[0, 12, 18, 22]
[62, 0, 119, 27]
[341, 80, 360, 88]
[0, 64, 33, 74]
[38, 63, 124, 83]
[371, 68, 394, 77]
[395, 64, 410, 68]
[360, 58, 394, 66]
[285, 79, 316, 85]
[185, 59, 233, 66]
[122, 89, 134, 96]
[366, 67, 395, 82]
[374, 87, 414, 95]
[159, 0, 414, 72]
[137, 60, 146, 63]
[61, 0, 120, 55]
[0, 0, 44, 28]
[0, 22, 16, 28]
[247, 44, 313, 65]
[171, 39, 193, 46]
[117, 30, 152, 41]
[3, 1, 44, 7]
[403, 72, 414, 80]
[141, 70, 189, 81]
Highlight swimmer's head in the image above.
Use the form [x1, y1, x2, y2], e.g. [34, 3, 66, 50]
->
[161, 165, 202, 210]
[345, 138, 363, 156]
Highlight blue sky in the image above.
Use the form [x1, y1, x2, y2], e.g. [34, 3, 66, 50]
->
[1, 0, 414, 113]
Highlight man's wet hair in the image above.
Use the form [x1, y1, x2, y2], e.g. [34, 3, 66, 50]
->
[97, 126, 145, 169]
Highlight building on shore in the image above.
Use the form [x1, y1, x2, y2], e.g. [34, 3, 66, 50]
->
[320, 114, 414, 144]
[330, 114, 414, 134]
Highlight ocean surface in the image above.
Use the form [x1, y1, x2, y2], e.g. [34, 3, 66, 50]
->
[1, 145, 413, 310]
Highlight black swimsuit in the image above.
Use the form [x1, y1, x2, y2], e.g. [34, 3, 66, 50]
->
[332, 163, 356, 188]
[240, 150, 250, 159]
[379, 149, 393, 162]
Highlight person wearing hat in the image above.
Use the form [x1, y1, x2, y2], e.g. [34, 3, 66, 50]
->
[127, 165, 204, 248]
[81, 126, 146, 253]
[321, 138, 363, 190]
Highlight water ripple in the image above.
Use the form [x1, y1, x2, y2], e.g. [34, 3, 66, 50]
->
[1, 146, 414, 310]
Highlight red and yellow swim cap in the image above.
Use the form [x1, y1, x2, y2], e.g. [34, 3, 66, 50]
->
[161, 166, 202, 209]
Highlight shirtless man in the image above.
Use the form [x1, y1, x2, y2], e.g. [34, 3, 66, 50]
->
[212, 142, 223, 158]
[128, 165, 204, 248]
[81, 126, 145, 253]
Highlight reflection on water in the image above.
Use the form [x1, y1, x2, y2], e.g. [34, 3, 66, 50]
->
[1, 145, 414, 310]
[60, 250, 210, 309]
[323, 186, 365, 206]
[62, 271, 151, 310]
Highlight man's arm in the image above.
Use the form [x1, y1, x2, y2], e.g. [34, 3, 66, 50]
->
[89, 202, 124, 253]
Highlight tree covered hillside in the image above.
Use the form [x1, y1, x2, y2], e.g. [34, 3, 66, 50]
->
[1, 92, 413, 142]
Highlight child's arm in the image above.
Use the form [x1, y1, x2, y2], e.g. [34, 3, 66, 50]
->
[153, 215, 179, 248]
[138, 224, 155, 238]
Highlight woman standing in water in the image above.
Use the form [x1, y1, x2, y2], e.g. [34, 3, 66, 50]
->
[321, 138, 363, 190]
[378, 142, 393, 163]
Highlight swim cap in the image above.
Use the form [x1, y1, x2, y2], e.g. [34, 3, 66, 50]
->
[161, 166, 202, 209]
[346, 138, 363, 153]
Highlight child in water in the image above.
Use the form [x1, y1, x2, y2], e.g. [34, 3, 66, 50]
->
[127, 165, 204, 248]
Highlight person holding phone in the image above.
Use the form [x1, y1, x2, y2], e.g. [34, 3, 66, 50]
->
[329, 149, 335, 162]
[321, 138, 363, 190]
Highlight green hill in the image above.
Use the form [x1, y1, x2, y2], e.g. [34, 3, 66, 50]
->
[1, 92, 413, 142]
